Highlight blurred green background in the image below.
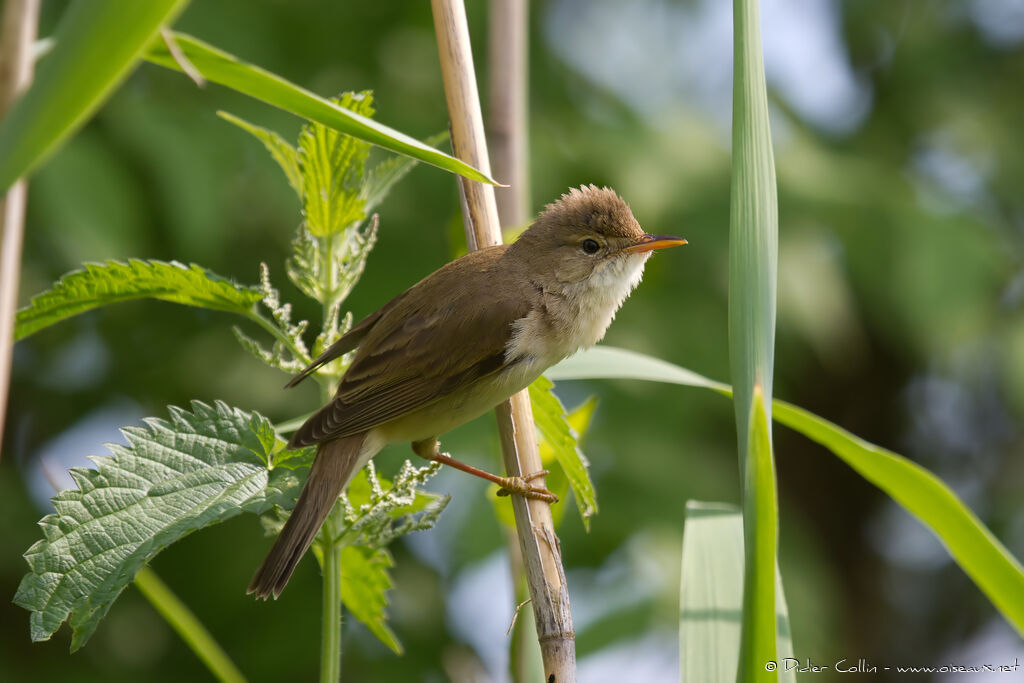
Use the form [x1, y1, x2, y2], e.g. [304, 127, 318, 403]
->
[4, 0, 1024, 680]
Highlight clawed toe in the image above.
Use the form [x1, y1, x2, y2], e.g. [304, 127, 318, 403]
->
[496, 470, 558, 503]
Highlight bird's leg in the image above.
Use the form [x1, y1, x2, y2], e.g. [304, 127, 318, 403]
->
[411, 438, 558, 504]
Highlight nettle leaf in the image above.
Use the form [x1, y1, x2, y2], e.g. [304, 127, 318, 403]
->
[299, 92, 373, 237]
[339, 546, 402, 655]
[529, 377, 598, 530]
[14, 401, 305, 650]
[15, 260, 262, 341]
[218, 111, 301, 194]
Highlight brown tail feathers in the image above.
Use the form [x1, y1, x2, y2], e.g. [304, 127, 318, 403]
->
[248, 433, 366, 599]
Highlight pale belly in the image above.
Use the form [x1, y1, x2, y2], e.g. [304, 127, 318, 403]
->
[373, 356, 552, 445]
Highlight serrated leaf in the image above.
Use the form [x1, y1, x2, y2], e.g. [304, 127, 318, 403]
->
[13, 401, 303, 650]
[529, 376, 597, 530]
[217, 111, 301, 194]
[15, 260, 262, 341]
[339, 546, 402, 655]
[144, 32, 498, 185]
[299, 92, 372, 237]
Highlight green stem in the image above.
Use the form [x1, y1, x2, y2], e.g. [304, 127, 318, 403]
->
[317, 231, 343, 682]
[246, 308, 311, 365]
[319, 520, 343, 682]
[134, 566, 246, 683]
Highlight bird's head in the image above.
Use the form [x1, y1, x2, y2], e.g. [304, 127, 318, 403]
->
[511, 185, 686, 291]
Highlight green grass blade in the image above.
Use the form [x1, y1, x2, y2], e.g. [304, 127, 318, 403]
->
[549, 346, 1024, 636]
[0, 0, 190, 194]
[145, 33, 498, 185]
[730, 0, 781, 675]
[771, 399, 1024, 636]
[738, 389, 778, 681]
[680, 502, 795, 683]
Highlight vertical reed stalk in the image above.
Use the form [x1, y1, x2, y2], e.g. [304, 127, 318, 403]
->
[487, 2, 543, 680]
[0, 0, 40, 459]
[729, 0, 780, 679]
[432, 1, 576, 679]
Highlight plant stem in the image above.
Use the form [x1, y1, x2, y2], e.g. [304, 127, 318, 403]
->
[0, 0, 40, 461]
[432, 1, 576, 679]
[247, 309, 312, 366]
[319, 518, 343, 683]
[317, 231, 343, 682]
[133, 566, 247, 683]
[487, 2, 541, 680]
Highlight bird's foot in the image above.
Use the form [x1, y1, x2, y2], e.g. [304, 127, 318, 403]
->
[496, 470, 558, 503]
[410, 438, 558, 504]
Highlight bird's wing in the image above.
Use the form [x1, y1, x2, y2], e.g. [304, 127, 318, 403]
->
[284, 302, 393, 388]
[288, 246, 530, 447]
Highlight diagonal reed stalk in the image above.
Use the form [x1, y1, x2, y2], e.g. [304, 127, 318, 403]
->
[432, 1, 577, 680]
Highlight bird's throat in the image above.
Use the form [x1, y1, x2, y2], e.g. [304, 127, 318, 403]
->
[506, 252, 649, 364]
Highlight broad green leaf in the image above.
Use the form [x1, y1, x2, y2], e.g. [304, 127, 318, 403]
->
[550, 346, 1024, 636]
[144, 32, 498, 185]
[14, 260, 262, 341]
[299, 92, 372, 237]
[14, 401, 308, 650]
[529, 376, 598, 530]
[738, 389, 778, 681]
[339, 546, 402, 655]
[0, 1, 190, 194]
[217, 111, 301, 194]
[680, 502, 794, 683]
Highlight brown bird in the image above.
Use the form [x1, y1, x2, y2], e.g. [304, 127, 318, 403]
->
[248, 185, 686, 599]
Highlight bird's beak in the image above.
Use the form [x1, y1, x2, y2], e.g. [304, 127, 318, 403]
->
[621, 234, 688, 254]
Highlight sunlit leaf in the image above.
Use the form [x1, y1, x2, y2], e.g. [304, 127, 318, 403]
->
[145, 32, 498, 184]
[298, 92, 372, 237]
[529, 376, 597, 530]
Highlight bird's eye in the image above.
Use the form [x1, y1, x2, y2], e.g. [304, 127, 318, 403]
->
[581, 238, 600, 255]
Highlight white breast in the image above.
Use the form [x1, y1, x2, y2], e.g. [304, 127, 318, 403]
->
[506, 252, 650, 364]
